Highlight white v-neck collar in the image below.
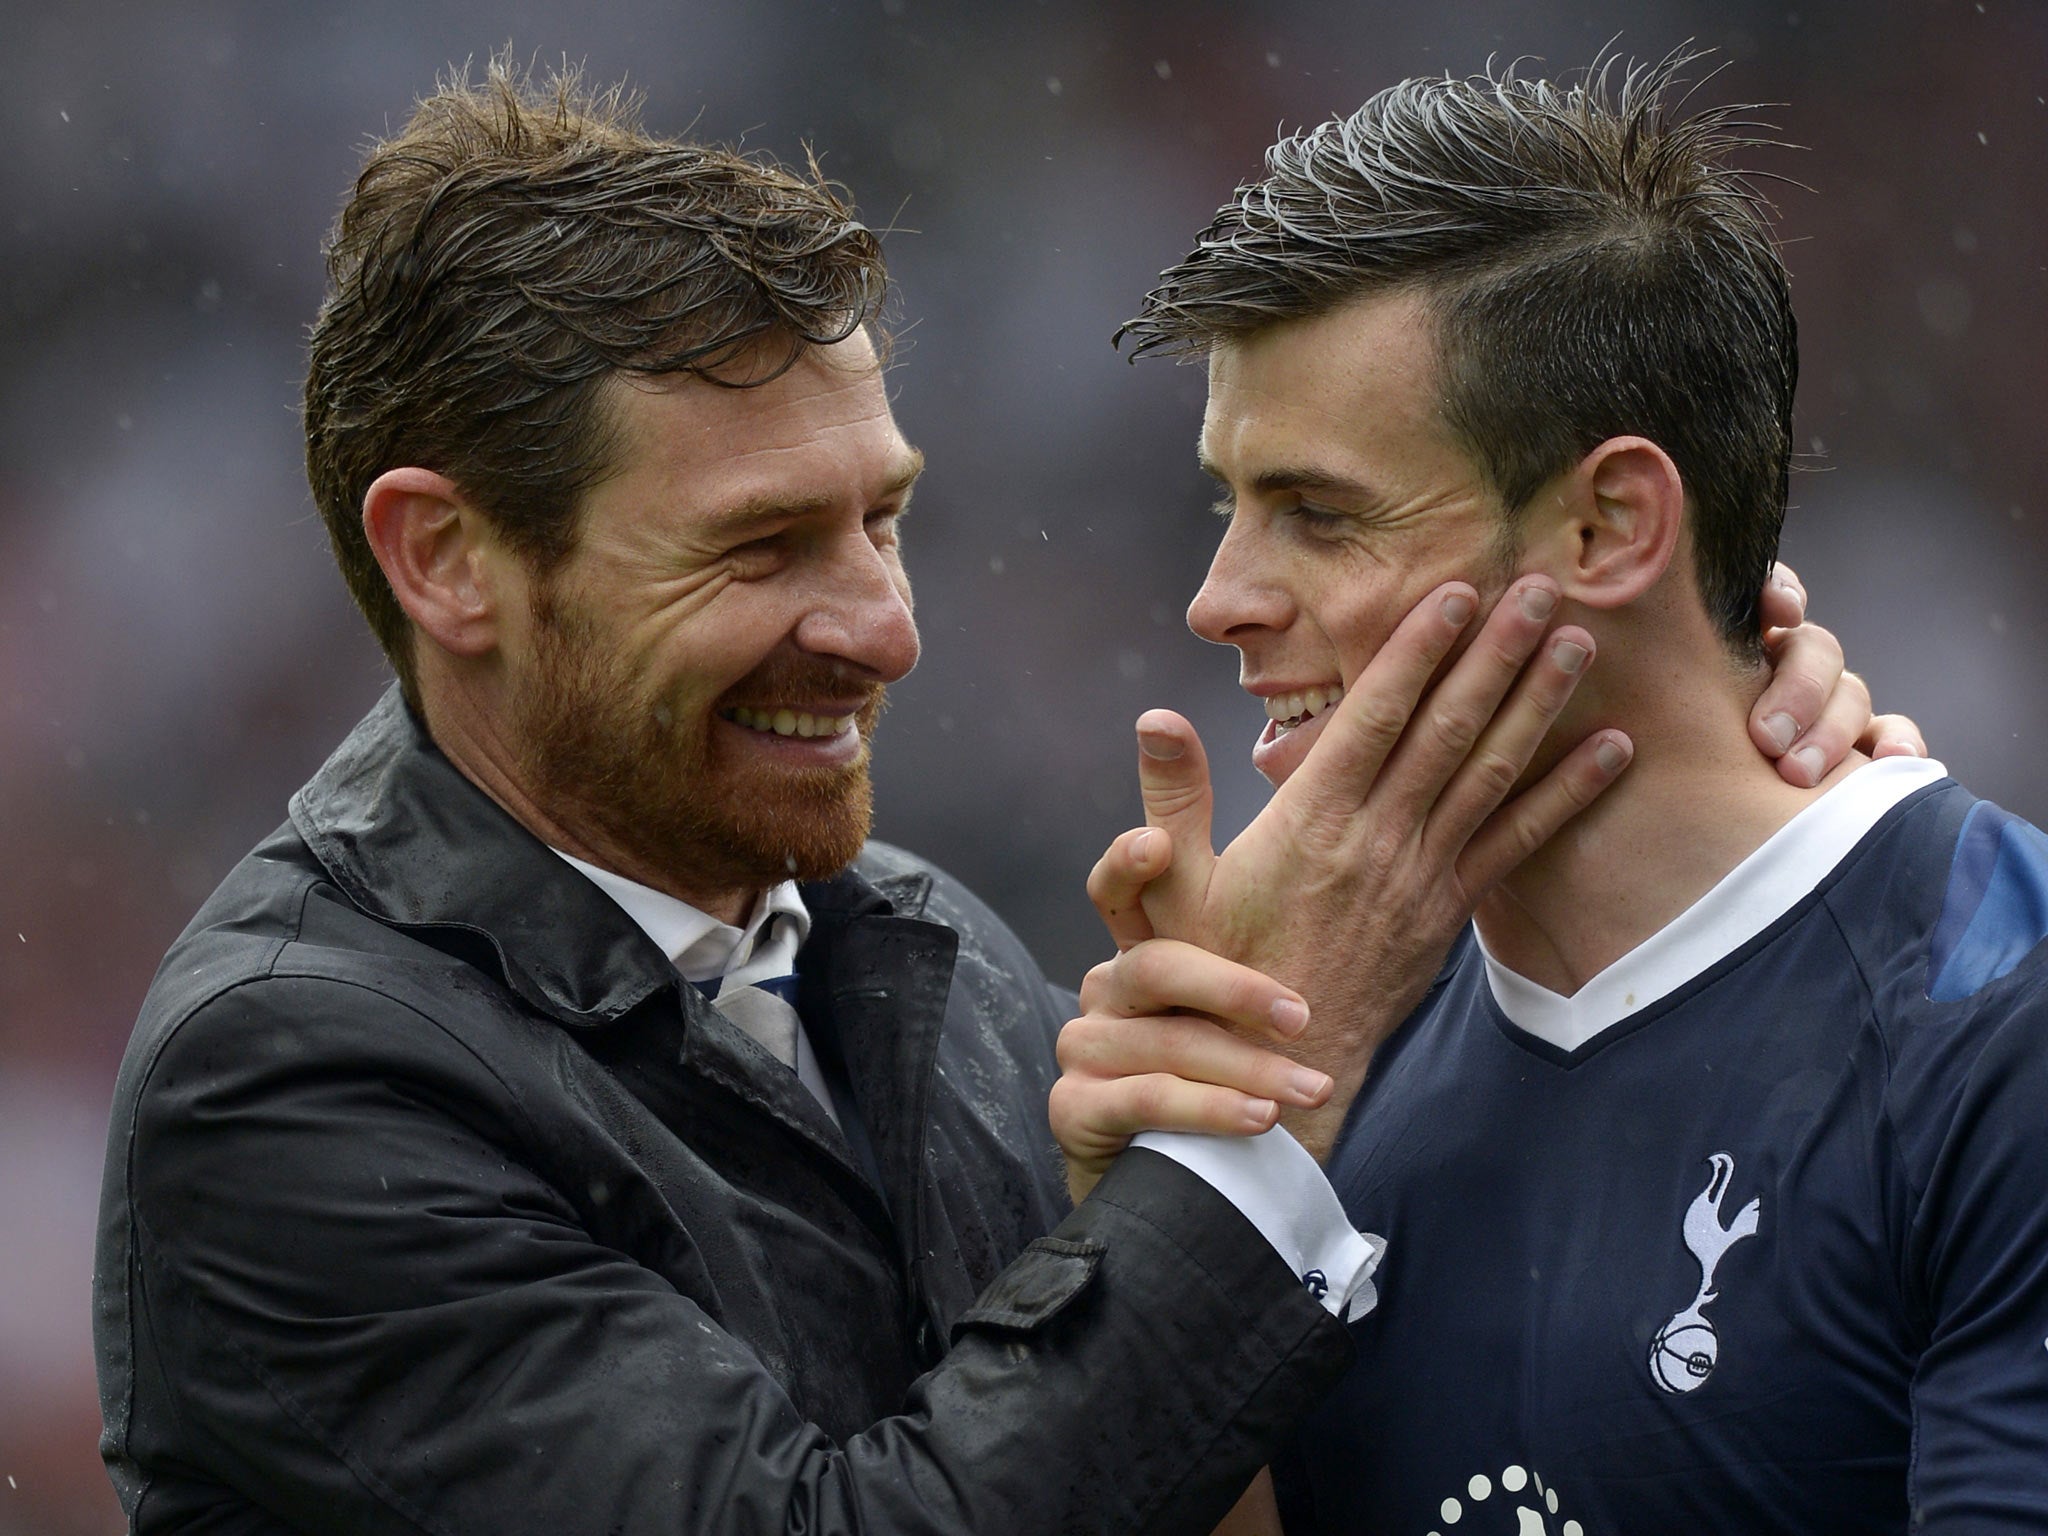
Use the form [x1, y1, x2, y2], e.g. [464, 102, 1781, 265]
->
[1478, 756, 1948, 1053]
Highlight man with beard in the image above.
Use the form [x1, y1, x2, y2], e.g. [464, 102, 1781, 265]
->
[1055, 55, 2045, 1534]
[94, 62, 1898, 1536]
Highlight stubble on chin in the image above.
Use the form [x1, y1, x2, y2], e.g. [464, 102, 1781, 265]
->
[516, 589, 885, 894]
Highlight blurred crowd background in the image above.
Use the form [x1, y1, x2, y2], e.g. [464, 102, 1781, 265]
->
[3, 1, 2043, 1529]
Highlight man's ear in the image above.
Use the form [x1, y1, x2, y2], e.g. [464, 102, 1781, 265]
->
[1544, 436, 1686, 612]
[361, 468, 507, 660]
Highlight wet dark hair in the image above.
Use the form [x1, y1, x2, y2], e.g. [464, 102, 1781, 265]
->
[304, 57, 890, 702]
[1118, 51, 1797, 654]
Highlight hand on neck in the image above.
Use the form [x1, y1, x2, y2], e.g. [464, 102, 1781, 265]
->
[1474, 625, 1867, 997]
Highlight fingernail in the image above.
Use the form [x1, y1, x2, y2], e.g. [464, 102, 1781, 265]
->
[1762, 713, 1797, 752]
[1551, 638, 1588, 674]
[1441, 591, 1475, 626]
[1138, 727, 1183, 761]
[1790, 745, 1825, 784]
[1290, 1067, 1333, 1103]
[1518, 584, 1557, 621]
[1242, 1098, 1279, 1131]
[1595, 737, 1630, 774]
[1271, 997, 1310, 1037]
[1132, 828, 1162, 862]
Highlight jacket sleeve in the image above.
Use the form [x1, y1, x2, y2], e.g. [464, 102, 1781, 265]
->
[117, 974, 1350, 1536]
[1902, 982, 2048, 1531]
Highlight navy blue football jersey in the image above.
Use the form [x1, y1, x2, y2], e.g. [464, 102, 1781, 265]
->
[1288, 762, 2048, 1533]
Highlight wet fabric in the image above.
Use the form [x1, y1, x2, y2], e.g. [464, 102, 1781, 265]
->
[1285, 778, 2048, 1534]
[93, 686, 1352, 1536]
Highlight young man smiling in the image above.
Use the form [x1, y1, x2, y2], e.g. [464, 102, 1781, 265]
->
[1060, 56, 2048, 1534]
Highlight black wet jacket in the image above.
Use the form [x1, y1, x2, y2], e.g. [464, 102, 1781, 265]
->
[94, 689, 1350, 1535]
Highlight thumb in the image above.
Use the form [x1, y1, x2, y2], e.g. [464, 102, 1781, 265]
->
[1135, 709, 1218, 879]
[1087, 826, 1170, 951]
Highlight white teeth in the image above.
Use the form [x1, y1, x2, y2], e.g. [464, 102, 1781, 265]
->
[1263, 684, 1344, 728]
[724, 707, 857, 739]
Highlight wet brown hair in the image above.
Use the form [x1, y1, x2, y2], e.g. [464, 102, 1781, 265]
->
[1118, 51, 1797, 654]
[304, 58, 890, 701]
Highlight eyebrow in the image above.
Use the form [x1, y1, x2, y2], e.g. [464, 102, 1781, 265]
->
[1196, 449, 1376, 504]
[709, 448, 926, 534]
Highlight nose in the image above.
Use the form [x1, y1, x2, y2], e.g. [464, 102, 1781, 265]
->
[1186, 518, 1290, 646]
[793, 529, 921, 682]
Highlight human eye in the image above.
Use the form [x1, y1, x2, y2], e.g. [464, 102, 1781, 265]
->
[722, 527, 791, 577]
[865, 505, 905, 547]
[1287, 500, 1351, 533]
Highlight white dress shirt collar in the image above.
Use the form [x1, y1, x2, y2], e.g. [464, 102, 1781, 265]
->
[550, 851, 839, 1125]
[550, 851, 810, 984]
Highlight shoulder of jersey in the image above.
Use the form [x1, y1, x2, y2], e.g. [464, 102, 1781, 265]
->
[1833, 783, 2048, 1024]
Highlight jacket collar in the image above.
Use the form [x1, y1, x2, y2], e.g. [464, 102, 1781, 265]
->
[289, 686, 922, 1028]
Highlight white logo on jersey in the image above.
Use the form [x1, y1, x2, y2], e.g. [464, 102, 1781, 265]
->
[1649, 1151, 1761, 1394]
[1420, 1463, 1582, 1536]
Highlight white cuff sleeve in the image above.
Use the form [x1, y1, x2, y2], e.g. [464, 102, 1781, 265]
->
[1133, 1127, 1385, 1321]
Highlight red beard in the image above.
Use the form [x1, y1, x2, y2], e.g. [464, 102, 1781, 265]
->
[514, 583, 886, 898]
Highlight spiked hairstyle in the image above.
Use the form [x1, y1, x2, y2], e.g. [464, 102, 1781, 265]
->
[1119, 51, 1798, 654]
[304, 58, 890, 702]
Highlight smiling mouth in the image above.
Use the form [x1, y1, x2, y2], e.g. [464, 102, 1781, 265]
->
[720, 706, 859, 740]
[1263, 683, 1345, 734]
